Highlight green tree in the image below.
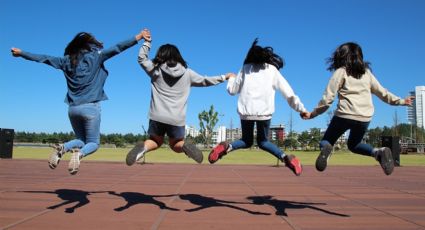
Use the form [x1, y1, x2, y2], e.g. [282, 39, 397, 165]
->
[198, 105, 219, 148]
[284, 132, 299, 150]
[298, 131, 310, 150]
[366, 127, 383, 147]
[194, 134, 205, 144]
[309, 128, 321, 150]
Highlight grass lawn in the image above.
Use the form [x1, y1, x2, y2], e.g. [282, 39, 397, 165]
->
[9, 146, 425, 166]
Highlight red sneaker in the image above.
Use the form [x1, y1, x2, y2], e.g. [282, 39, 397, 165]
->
[284, 155, 302, 176]
[208, 142, 229, 164]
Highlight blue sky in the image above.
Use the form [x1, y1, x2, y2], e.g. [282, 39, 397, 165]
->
[1, 0, 424, 134]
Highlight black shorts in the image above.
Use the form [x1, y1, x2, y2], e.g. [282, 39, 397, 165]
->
[148, 120, 185, 139]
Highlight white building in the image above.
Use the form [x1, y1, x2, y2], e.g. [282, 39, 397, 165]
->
[185, 125, 200, 138]
[408, 86, 425, 129]
[211, 126, 226, 144]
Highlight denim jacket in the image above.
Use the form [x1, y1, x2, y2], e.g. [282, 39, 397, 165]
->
[20, 37, 138, 106]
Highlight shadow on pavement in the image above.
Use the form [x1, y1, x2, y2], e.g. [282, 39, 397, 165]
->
[179, 193, 270, 215]
[246, 195, 350, 217]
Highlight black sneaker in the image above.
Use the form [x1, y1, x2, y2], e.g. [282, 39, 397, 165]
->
[375, 147, 394, 175]
[182, 143, 203, 164]
[316, 143, 333, 172]
[126, 142, 145, 166]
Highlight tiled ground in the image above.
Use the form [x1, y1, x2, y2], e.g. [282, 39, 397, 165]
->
[0, 159, 424, 230]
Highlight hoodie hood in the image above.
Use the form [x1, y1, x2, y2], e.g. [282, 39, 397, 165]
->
[159, 62, 186, 78]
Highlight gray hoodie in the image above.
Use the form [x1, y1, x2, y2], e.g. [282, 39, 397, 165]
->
[138, 41, 226, 126]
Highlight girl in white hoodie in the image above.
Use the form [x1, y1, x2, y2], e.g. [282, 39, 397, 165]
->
[208, 39, 307, 176]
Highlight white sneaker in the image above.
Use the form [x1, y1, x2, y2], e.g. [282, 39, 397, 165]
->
[48, 144, 65, 169]
[68, 149, 82, 175]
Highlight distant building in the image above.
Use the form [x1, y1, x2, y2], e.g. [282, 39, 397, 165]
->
[185, 125, 199, 138]
[198, 123, 288, 145]
[226, 127, 242, 142]
[408, 86, 425, 129]
[211, 126, 227, 145]
[269, 124, 285, 142]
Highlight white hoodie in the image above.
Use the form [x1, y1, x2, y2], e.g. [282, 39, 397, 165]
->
[227, 64, 306, 120]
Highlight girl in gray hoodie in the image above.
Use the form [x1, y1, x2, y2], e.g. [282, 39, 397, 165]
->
[126, 29, 232, 165]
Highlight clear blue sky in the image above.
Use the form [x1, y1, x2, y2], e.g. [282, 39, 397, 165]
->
[1, 0, 424, 134]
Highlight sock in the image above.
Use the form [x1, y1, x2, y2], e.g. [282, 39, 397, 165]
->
[372, 148, 381, 160]
[280, 154, 287, 163]
[136, 147, 147, 161]
[227, 144, 233, 153]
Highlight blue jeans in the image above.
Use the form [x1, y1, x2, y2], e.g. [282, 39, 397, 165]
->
[64, 102, 101, 157]
[230, 119, 285, 160]
[321, 116, 374, 157]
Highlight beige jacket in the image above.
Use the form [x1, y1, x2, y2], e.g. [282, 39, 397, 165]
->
[310, 68, 406, 122]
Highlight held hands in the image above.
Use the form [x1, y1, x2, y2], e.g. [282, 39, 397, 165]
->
[404, 96, 415, 106]
[135, 28, 152, 42]
[141, 29, 152, 42]
[11, 47, 22, 57]
[225, 73, 236, 80]
[300, 111, 311, 120]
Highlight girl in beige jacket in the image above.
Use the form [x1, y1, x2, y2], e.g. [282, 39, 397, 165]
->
[303, 42, 413, 175]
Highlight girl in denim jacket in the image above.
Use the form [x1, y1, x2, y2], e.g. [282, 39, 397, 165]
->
[11, 30, 146, 175]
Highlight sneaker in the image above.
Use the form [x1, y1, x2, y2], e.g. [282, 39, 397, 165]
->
[182, 143, 203, 164]
[68, 149, 82, 175]
[283, 155, 302, 176]
[316, 143, 333, 172]
[126, 142, 146, 166]
[208, 142, 229, 164]
[48, 144, 65, 169]
[375, 147, 394, 175]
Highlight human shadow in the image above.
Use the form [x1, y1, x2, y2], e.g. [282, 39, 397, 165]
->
[21, 189, 106, 213]
[179, 193, 270, 215]
[108, 191, 179, 211]
[246, 195, 350, 217]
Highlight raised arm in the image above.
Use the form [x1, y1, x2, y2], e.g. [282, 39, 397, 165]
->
[189, 69, 227, 87]
[310, 68, 345, 118]
[99, 29, 144, 62]
[137, 29, 158, 77]
[11, 47, 65, 70]
[370, 71, 407, 106]
[275, 72, 306, 113]
[227, 71, 242, 95]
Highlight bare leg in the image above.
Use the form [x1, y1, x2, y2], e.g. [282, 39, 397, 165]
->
[145, 135, 164, 152]
[169, 138, 184, 153]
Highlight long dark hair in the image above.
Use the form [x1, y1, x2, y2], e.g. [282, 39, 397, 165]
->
[152, 44, 187, 68]
[64, 32, 103, 68]
[327, 42, 371, 79]
[243, 38, 284, 70]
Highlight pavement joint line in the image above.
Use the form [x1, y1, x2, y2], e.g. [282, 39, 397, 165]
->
[312, 180, 425, 229]
[1, 209, 52, 230]
[150, 166, 194, 230]
[231, 167, 301, 230]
